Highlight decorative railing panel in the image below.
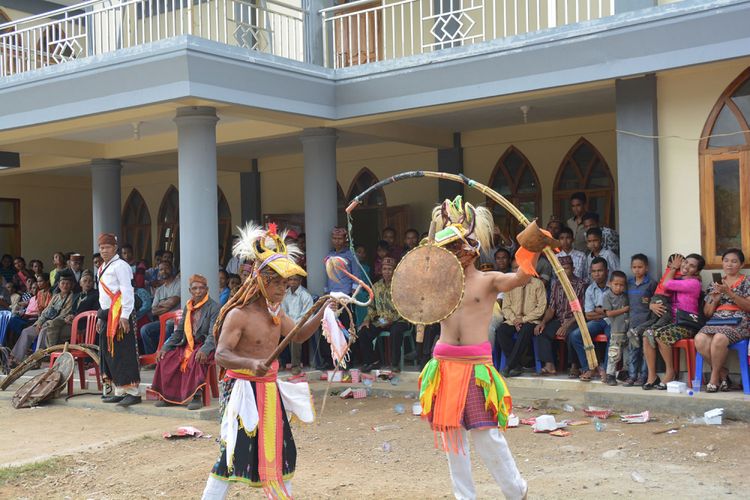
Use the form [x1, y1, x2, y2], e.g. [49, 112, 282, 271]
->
[0, 0, 304, 77]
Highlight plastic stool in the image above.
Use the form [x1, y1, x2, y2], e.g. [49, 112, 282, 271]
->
[672, 339, 696, 383]
[496, 333, 541, 373]
[693, 339, 750, 394]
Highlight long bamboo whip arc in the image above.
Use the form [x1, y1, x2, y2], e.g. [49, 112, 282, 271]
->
[345, 170, 598, 369]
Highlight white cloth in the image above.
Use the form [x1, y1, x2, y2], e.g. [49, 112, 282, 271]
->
[97, 255, 135, 317]
[322, 306, 349, 366]
[277, 379, 315, 423]
[201, 476, 292, 500]
[446, 428, 527, 500]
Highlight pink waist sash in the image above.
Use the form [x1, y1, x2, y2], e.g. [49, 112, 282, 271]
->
[433, 341, 492, 361]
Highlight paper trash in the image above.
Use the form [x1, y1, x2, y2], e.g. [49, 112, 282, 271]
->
[704, 408, 723, 425]
[620, 411, 650, 424]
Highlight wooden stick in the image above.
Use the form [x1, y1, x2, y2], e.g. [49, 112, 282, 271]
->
[347, 170, 598, 368]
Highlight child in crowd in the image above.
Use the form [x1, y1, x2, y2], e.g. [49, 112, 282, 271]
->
[227, 274, 242, 299]
[371, 240, 390, 282]
[623, 254, 657, 386]
[603, 271, 629, 385]
[626, 254, 681, 359]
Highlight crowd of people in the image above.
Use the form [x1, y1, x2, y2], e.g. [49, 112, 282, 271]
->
[2, 191, 750, 409]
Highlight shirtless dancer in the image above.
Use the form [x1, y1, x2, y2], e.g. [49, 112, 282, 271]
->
[419, 197, 533, 500]
[202, 223, 329, 500]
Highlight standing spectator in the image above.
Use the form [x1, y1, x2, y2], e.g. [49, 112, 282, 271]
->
[568, 257, 611, 382]
[218, 269, 231, 306]
[140, 261, 181, 355]
[694, 248, 749, 392]
[535, 255, 587, 375]
[12, 257, 32, 293]
[358, 258, 411, 372]
[403, 228, 420, 254]
[354, 245, 372, 329]
[224, 235, 241, 275]
[50, 251, 66, 287]
[281, 274, 314, 375]
[494, 248, 511, 273]
[623, 254, 657, 387]
[546, 216, 563, 240]
[92, 253, 103, 288]
[121, 244, 136, 272]
[0, 254, 14, 284]
[642, 254, 704, 390]
[556, 227, 586, 280]
[371, 240, 390, 282]
[584, 228, 619, 280]
[582, 212, 620, 255]
[496, 261, 547, 377]
[603, 271, 630, 385]
[69, 254, 84, 284]
[566, 192, 588, 252]
[381, 227, 402, 260]
[227, 274, 241, 299]
[29, 259, 44, 277]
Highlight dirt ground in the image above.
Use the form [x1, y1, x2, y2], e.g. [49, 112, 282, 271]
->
[1, 394, 749, 499]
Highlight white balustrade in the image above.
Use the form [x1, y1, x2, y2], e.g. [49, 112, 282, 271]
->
[321, 0, 616, 68]
[0, 0, 305, 77]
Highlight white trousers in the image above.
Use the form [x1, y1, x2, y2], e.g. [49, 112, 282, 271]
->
[446, 428, 527, 500]
[201, 476, 293, 500]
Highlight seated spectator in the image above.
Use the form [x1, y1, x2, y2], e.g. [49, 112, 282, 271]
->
[29, 259, 44, 277]
[12, 279, 34, 316]
[382, 227, 402, 260]
[358, 258, 412, 373]
[371, 240, 390, 282]
[494, 248, 511, 273]
[133, 267, 153, 329]
[495, 261, 547, 376]
[218, 269, 230, 306]
[584, 228, 619, 280]
[403, 228, 420, 254]
[69, 254, 85, 285]
[49, 251, 66, 287]
[695, 248, 749, 392]
[546, 216, 563, 239]
[12, 257, 33, 293]
[535, 255, 587, 375]
[557, 227, 586, 280]
[642, 253, 704, 390]
[582, 212, 619, 255]
[2, 281, 20, 311]
[140, 261, 181, 355]
[239, 262, 252, 284]
[535, 254, 554, 289]
[0, 254, 14, 285]
[39, 271, 99, 350]
[4, 274, 51, 347]
[281, 274, 314, 375]
[10, 270, 75, 365]
[602, 271, 630, 385]
[353, 245, 372, 329]
[623, 254, 657, 387]
[227, 274, 241, 299]
[151, 274, 220, 410]
[568, 257, 611, 382]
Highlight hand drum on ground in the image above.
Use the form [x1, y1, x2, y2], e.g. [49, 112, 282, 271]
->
[391, 244, 465, 325]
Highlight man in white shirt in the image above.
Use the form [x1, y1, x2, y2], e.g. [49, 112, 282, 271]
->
[556, 227, 587, 280]
[96, 233, 140, 406]
[281, 274, 314, 375]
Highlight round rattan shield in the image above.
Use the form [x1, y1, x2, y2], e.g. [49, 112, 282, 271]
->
[391, 244, 465, 324]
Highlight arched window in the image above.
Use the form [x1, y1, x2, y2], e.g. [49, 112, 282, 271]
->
[699, 67, 750, 267]
[218, 189, 233, 266]
[121, 189, 152, 263]
[554, 138, 615, 226]
[157, 186, 180, 262]
[487, 146, 541, 237]
[347, 168, 386, 207]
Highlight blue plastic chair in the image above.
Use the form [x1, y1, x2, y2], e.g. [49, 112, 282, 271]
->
[495, 333, 542, 374]
[693, 339, 750, 395]
[0, 310, 11, 346]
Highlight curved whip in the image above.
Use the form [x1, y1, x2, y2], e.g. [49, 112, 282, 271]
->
[346, 170, 598, 369]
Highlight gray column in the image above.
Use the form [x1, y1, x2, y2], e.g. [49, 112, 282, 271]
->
[240, 159, 261, 224]
[91, 158, 122, 253]
[615, 0, 657, 14]
[301, 128, 338, 295]
[175, 106, 220, 303]
[616, 74, 661, 270]
[303, 0, 328, 66]
[437, 132, 463, 200]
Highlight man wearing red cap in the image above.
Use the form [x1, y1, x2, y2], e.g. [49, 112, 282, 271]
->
[96, 233, 141, 406]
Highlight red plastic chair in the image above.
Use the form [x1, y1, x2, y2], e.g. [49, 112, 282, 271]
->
[140, 310, 182, 366]
[672, 338, 696, 384]
[49, 310, 100, 397]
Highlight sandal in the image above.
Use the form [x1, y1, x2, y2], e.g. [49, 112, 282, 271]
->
[534, 367, 557, 377]
[719, 378, 730, 392]
[706, 383, 718, 393]
[642, 376, 661, 391]
[579, 369, 596, 382]
[568, 367, 581, 379]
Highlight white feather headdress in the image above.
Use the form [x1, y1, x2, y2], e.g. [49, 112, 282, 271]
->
[232, 222, 306, 278]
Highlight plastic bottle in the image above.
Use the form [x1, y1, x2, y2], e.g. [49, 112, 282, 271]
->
[394, 404, 405, 414]
[593, 417, 605, 432]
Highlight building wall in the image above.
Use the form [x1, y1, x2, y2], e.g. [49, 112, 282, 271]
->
[657, 56, 750, 264]
[0, 173, 93, 265]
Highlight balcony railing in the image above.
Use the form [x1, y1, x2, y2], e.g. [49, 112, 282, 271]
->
[0, 0, 305, 78]
[321, 0, 616, 68]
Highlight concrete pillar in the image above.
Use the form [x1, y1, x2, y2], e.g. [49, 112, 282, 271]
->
[616, 74, 661, 270]
[240, 159, 262, 224]
[301, 128, 338, 295]
[303, 0, 328, 66]
[174, 106, 220, 303]
[437, 132, 463, 201]
[615, 0, 657, 14]
[91, 158, 122, 253]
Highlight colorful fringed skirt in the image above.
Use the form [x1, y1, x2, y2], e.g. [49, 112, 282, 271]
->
[419, 341, 512, 452]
